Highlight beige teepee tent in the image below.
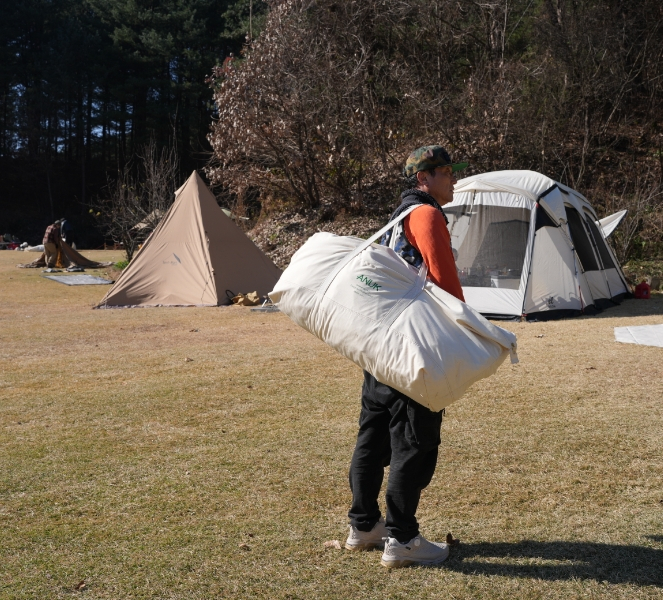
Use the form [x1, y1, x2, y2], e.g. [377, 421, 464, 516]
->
[96, 171, 280, 308]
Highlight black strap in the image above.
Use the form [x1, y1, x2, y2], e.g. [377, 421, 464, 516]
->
[389, 189, 449, 224]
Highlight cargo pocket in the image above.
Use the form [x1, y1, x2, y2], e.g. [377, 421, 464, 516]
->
[404, 401, 443, 451]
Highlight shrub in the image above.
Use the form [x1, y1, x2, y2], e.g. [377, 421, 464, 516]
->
[207, 0, 663, 258]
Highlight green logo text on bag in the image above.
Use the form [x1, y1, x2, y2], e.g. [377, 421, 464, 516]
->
[356, 274, 382, 291]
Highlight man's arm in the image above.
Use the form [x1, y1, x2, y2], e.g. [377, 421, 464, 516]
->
[404, 205, 465, 301]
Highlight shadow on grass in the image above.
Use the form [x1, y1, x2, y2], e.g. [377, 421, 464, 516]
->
[583, 295, 663, 319]
[444, 540, 663, 586]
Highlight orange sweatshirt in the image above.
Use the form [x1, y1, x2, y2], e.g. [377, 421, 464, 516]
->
[404, 205, 465, 301]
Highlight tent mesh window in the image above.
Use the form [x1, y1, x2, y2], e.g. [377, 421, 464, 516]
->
[583, 213, 616, 269]
[446, 204, 531, 288]
[565, 206, 599, 271]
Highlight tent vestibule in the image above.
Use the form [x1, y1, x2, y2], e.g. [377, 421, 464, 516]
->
[447, 170, 630, 320]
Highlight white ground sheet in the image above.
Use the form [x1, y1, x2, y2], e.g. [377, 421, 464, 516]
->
[614, 324, 663, 348]
[44, 275, 113, 285]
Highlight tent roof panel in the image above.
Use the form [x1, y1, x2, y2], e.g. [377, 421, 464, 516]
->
[455, 170, 557, 200]
[455, 170, 592, 205]
[539, 187, 567, 223]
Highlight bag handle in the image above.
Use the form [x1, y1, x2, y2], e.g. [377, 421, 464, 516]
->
[317, 204, 421, 298]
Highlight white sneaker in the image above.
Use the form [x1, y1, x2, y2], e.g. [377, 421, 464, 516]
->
[345, 518, 388, 551]
[381, 535, 449, 568]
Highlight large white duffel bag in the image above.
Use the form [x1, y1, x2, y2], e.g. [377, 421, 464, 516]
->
[269, 205, 518, 411]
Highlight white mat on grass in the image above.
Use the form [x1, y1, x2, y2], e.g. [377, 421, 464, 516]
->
[44, 275, 113, 286]
[614, 324, 663, 348]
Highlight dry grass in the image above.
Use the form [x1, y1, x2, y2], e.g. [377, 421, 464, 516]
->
[1, 250, 662, 599]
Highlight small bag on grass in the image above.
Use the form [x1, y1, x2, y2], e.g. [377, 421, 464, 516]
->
[231, 291, 261, 306]
[269, 206, 518, 411]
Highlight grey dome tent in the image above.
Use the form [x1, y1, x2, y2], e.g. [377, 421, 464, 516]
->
[96, 171, 280, 308]
[446, 170, 630, 320]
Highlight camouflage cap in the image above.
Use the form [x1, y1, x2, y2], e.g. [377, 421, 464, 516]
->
[403, 145, 468, 177]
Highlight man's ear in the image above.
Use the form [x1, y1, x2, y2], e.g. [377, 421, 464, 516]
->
[416, 170, 427, 187]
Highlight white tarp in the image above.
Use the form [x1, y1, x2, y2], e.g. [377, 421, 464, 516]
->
[45, 275, 113, 285]
[614, 324, 663, 348]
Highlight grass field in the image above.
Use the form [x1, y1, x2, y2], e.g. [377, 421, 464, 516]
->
[1, 250, 662, 599]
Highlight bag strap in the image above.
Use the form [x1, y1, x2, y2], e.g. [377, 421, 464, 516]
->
[317, 203, 421, 298]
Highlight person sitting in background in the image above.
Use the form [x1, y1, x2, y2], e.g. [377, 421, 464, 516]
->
[42, 220, 61, 267]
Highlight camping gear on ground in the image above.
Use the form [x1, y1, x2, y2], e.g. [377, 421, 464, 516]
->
[17, 242, 114, 269]
[231, 291, 261, 306]
[614, 324, 663, 348]
[634, 281, 651, 299]
[1, 233, 20, 249]
[96, 171, 280, 308]
[446, 170, 631, 320]
[270, 206, 518, 412]
[250, 298, 280, 313]
[44, 275, 113, 285]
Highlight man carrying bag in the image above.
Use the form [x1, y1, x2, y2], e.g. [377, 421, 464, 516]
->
[345, 145, 468, 568]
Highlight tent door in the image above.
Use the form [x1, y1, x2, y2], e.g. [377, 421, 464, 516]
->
[522, 213, 583, 315]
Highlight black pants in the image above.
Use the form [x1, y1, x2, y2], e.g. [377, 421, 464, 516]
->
[348, 371, 444, 543]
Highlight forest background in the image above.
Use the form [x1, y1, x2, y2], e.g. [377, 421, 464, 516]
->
[2, 0, 663, 265]
[0, 0, 266, 248]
